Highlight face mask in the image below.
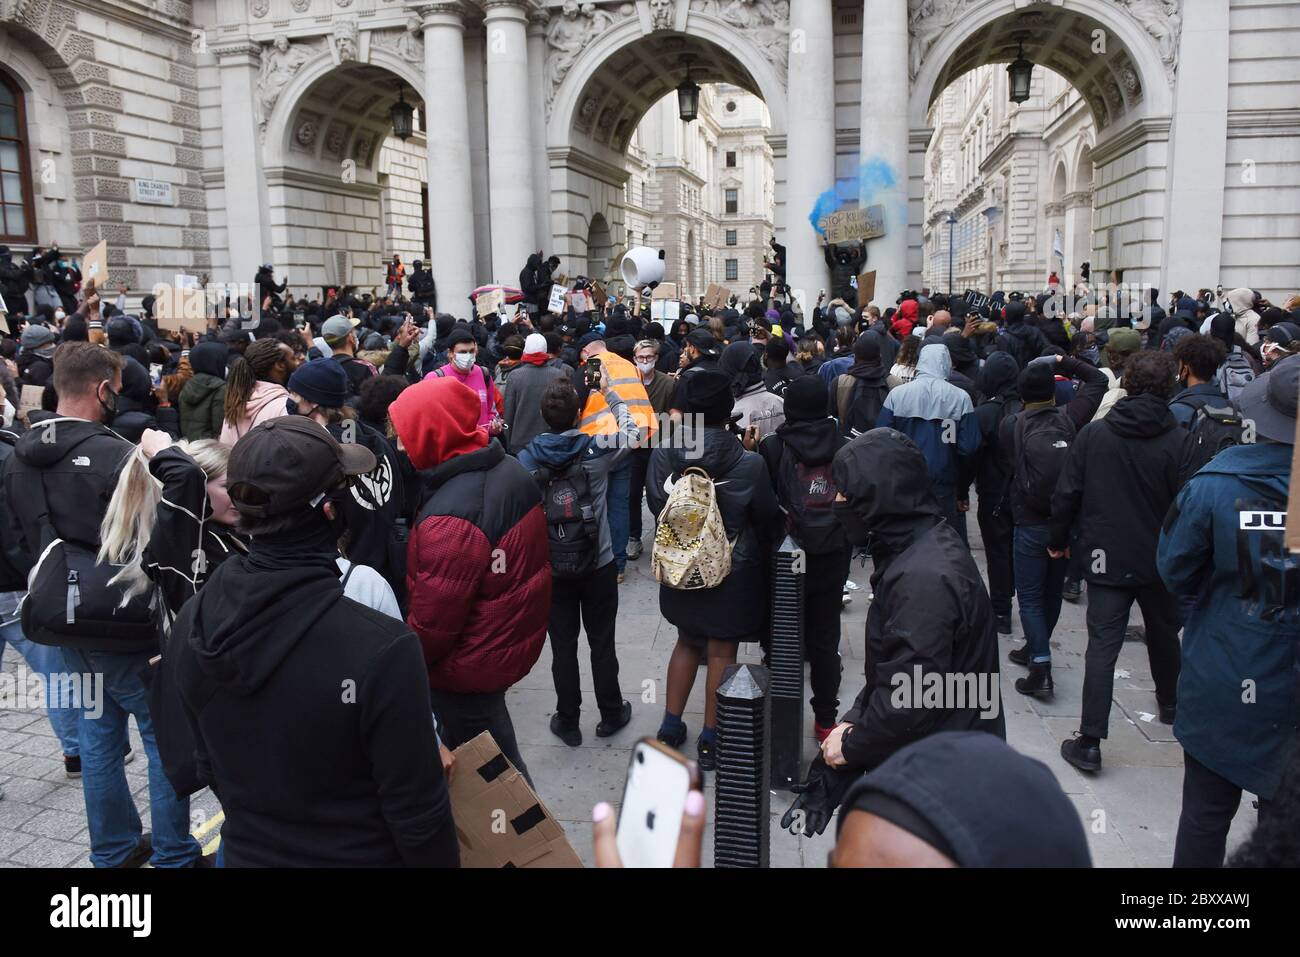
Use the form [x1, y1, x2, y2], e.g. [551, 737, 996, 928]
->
[98, 383, 118, 419]
[636, 359, 655, 375]
[453, 353, 475, 372]
[54, 310, 65, 322]
[832, 500, 873, 548]
[286, 398, 313, 417]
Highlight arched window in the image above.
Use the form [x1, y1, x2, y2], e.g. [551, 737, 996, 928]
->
[0, 71, 35, 243]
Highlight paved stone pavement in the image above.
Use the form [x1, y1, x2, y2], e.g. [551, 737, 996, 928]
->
[0, 503, 1259, 868]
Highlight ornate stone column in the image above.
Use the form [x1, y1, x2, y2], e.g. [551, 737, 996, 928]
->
[784, 0, 834, 306]
[422, 3, 478, 309]
[482, 0, 537, 282]
[859, 0, 911, 301]
[214, 40, 272, 284]
[526, 6, 552, 250]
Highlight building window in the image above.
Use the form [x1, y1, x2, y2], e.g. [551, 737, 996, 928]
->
[725, 259, 738, 281]
[725, 150, 736, 168]
[725, 189, 738, 214]
[0, 72, 35, 243]
[725, 229, 737, 246]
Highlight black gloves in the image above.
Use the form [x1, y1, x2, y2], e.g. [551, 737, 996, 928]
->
[779, 755, 858, 837]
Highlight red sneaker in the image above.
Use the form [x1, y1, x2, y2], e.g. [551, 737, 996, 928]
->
[814, 723, 835, 744]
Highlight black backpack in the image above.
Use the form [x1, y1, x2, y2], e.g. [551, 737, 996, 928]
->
[773, 439, 845, 555]
[835, 374, 890, 438]
[535, 458, 600, 579]
[1180, 401, 1243, 476]
[20, 473, 159, 652]
[1012, 408, 1076, 516]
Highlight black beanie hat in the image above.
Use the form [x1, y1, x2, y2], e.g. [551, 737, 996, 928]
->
[680, 369, 734, 426]
[783, 374, 829, 422]
[1018, 362, 1057, 403]
[852, 331, 882, 363]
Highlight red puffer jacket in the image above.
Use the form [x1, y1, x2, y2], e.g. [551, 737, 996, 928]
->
[405, 440, 551, 693]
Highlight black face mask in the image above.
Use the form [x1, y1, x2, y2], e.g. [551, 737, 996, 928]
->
[98, 383, 118, 419]
[832, 500, 873, 548]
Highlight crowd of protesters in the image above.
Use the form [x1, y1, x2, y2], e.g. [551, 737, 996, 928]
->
[0, 239, 1296, 869]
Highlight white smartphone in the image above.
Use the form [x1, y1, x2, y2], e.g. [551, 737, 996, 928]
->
[616, 738, 701, 868]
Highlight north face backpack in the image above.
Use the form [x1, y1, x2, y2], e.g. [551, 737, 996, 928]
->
[652, 466, 732, 590]
[1181, 401, 1244, 476]
[1013, 409, 1076, 516]
[773, 440, 845, 554]
[535, 458, 601, 579]
[1216, 351, 1255, 405]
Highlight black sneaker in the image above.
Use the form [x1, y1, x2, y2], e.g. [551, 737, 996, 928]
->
[996, 615, 1013, 636]
[1014, 663, 1054, 699]
[656, 722, 687, 749]
[595, 701, 632, 738]
[115, 833, 153, 869]
[1060, 735, 1102, 772]
[696, 735, 717, 772]
[549, 713, 582, 748]
[1159, 704, 1176, 725]
[1062, 580, 1083, 604]
[1008, 643, 1032, 667]
[64, 754, 82, 778]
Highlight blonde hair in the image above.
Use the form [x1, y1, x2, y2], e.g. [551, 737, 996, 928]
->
[98, 439, 230, 601]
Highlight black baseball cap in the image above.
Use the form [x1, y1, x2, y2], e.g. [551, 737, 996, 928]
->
[686, 326, 722, 358]
[228, 417, 376, 518]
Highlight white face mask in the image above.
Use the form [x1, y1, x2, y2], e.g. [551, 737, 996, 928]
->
[453, 352, 475, 371]
[54, 310, 66, 322]
[636, 359, 656, 374]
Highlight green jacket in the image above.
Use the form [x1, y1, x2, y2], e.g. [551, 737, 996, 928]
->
[178, 373, 226, 441]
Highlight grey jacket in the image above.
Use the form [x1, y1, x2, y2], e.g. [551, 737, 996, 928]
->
[503, 358, 571, 454]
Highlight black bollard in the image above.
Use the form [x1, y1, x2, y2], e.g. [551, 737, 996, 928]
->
[768, 536, 804, 790]
[714, 663, 771, 869]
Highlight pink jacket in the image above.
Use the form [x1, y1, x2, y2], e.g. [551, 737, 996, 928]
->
[219, 380, 289, 447]
[424, 363, 502, 429]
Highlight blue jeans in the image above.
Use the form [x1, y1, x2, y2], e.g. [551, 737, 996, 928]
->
[606, 462, 631, 574]
[1013, 524, 1066, 665]
[61, 648, 200, 868]
[0, 594, 79, 756]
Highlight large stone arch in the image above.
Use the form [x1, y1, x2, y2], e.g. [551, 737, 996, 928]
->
[907, 0, 1179, 289]
[545, 11, 788, 276]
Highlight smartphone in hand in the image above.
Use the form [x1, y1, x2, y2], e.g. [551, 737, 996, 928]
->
[616, 739, 701, 868]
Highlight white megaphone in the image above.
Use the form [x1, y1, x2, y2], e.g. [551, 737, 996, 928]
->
[621, 246, 666, 290]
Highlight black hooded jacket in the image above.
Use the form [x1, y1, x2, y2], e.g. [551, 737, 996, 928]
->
[1048, 392, 1193, 586]
[758, 415, 847, 551]
[998, 303, 1052, 369]
[958, 351, 1022, 504]
[168, 514, 457, 867]
[831, 429, 1005, 771]
[646, 426, 782, 639]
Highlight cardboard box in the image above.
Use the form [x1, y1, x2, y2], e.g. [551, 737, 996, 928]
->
[449, 732, 583, 868]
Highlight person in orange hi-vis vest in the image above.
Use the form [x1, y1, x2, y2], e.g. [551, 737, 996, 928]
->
[577, 333, 656, 581]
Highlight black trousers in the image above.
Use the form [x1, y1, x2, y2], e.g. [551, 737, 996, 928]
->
[430, 687, 532, 787]
[1080, 581, 1182, 739]
[628, 447, 652, 540]
[976, 501, 1014, 618]
[548, 561, 623, 725]
[1173, 751, 1271, 867]
[804, 548, 852, 727]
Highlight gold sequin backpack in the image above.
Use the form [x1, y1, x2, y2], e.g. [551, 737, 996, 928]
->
[652, 466, 732, 589]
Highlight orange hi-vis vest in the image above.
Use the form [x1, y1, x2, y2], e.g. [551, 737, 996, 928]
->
[578, 350, 658, 440]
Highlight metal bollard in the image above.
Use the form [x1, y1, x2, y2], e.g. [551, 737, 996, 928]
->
[713, 663, 771, 868]
[768, 536, 804, 790]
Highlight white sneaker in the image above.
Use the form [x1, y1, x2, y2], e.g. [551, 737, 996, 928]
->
[626, 539, 643, 560]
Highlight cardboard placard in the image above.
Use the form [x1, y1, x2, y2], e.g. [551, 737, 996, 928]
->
[650, 282, 678, 301]
[819, 204, 885, 245]
[82, 240, 108, 294]
[650, 299, 680, 322]
[546, 284, 567, 313]
[476, 288, 505, 318]
[152, 284, 209, 332]
[588, 279, 608, 308]
[1288, 391, 1300, 553]
[19, 385, 43, 421]
[856, 270, 876, 305]
[449, 732, 582, 869]
[566, 290, 593, 313]
[704, 283, 732, 310]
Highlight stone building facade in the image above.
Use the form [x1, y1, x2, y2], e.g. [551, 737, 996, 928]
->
[0, 0, 1295, 315]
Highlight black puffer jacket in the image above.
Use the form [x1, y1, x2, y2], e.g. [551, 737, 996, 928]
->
[1048, 392, 1193, 587]
[831, 429, 1006, 771]
[646, 426, 782, 640]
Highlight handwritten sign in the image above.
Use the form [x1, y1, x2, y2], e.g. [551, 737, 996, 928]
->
[546, 284, 566, 313]
[651, 299, 680, 323]
[819, 205, 885, 245]
[476, 288, 505, 318]
[82, 240, 108, 293]
[566, 290, 593, 313]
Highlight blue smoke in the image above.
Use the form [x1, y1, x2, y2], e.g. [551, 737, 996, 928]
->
[808, 157, 901, 235]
